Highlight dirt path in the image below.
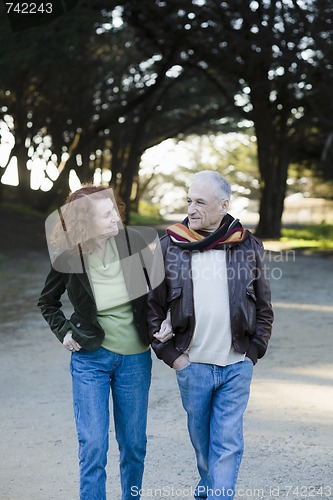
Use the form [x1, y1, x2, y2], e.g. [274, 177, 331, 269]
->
[0, 241, 333, 499]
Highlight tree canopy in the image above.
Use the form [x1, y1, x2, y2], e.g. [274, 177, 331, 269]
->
[115, 0, 333, 236]
[0, 0, 333, 237]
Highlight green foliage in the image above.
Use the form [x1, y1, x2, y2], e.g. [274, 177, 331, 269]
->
[281, 223, 333, 251]
[137, 200, 162, 218]
[2, 201, 46, 218]
[128, 210, 163, 226]
[0, 253, 8, 265]
[282, 223, 333, 241]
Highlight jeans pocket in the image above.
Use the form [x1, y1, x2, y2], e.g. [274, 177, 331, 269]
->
[175, 361, 191, 373]
[243, 359, 254, 380]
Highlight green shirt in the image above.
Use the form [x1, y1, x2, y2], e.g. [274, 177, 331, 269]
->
[88, 238, 148, 355]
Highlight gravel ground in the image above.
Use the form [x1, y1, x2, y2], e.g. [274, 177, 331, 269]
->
[0, 208, 333, 499]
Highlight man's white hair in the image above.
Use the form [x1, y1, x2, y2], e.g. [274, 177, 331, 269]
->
[191, 171, 231, 201]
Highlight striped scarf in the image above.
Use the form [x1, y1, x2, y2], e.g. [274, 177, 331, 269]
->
[166, 214, 248, 251]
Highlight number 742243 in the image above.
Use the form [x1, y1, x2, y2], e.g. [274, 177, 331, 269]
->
[5, 3, 53, 14]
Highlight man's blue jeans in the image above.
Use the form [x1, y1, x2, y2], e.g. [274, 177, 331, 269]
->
[70, 347, 152, 500]
[176, 360, 253, 500]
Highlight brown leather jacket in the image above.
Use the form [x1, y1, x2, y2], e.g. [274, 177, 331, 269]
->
[147, 231, 274, 367]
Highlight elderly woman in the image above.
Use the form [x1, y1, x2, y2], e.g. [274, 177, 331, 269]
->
[38, 185, 153, 500]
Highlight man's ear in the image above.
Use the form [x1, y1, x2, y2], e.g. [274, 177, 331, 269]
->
[220, 199, 230, 214]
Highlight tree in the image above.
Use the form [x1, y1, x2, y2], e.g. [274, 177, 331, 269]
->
[94, 64, 239, 215]
[0, 1, 240, 216]
[0, 2, 103, 208]
[116, 0, 333, 237]
[138, 132, 260, 215]
[1, 0, 332, 235]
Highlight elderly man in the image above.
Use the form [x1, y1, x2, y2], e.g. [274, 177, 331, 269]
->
[147, 171, 273, 499]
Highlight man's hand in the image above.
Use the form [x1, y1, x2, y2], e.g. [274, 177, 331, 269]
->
[153, 311, 174, 343]
[172, 353, 190, 371]
[63, 332, 82, 352]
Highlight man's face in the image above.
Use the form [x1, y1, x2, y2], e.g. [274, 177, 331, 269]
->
[187, 181, 229, 232]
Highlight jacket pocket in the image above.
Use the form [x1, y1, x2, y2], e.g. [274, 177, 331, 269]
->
[246, 284, 257, 333]
[246, 283, 257, 302]
[168, 286, 182, 301]
[167, 287, 185, 330]
[68, 316, 104, 350]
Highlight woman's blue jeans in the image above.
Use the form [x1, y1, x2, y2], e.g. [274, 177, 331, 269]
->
[70, 347, 152, 500]
[176, 360, 253, 500]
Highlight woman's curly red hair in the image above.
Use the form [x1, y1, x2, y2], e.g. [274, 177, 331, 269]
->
[51, 184, 126, 254]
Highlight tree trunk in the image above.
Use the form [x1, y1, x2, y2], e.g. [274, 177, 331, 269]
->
[255, 135, 289, 239]
[251, 79, 290, 239]
[256, 174, 287, 238]
[13, 141, 32, 206]
[119, 144, 142, 224]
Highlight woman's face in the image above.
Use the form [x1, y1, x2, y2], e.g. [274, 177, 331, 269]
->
[92, 198, 120, 239]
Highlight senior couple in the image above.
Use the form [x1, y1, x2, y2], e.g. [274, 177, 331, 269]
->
[38, 171, 273, 500]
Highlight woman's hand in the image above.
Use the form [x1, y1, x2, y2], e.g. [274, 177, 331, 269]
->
[63, 332, 82, 352]
[153, 311, 174, 343]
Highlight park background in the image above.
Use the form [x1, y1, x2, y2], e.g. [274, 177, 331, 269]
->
[0, 1, 333, 499]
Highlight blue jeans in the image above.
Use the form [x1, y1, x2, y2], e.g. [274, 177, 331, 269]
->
[176, 360, 253, 500]
[70, 348, 152, 500]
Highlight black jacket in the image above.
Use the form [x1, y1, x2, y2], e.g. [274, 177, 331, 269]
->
[38, 227, 151, 350]
[147, 232, 274, 366]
